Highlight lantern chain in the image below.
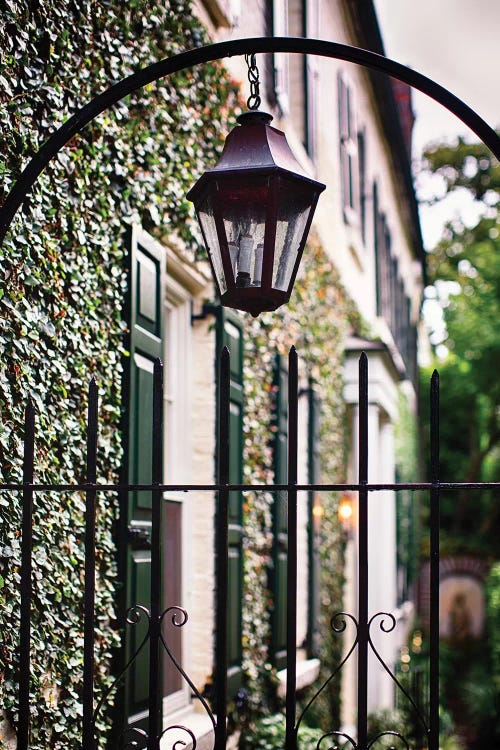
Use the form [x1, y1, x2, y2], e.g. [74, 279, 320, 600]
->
[245, 53, 261, 110]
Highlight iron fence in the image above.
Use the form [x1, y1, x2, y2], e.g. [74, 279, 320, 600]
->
[2, 348, 498, 750]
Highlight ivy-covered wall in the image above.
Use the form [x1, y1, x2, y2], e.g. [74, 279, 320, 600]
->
[0, 1, 364, 747]
[0, 2, 239, 747]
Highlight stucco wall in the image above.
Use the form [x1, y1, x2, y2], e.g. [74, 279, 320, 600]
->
[190, 316, 218, 691]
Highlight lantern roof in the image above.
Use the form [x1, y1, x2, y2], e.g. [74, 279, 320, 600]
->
[187, 111, 325, 201]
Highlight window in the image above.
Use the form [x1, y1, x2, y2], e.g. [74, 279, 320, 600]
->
[270, 0, 317, 156]
[272, 0, 290, 116]
[163, 273, 195, 715]
[358, 128, 367, 242]
[338, 73, 360, 223]
[373, 187, 418, 384]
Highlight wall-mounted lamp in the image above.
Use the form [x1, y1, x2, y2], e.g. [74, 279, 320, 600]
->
[338, 492, 355, 535]
[312, 498, 325, 524]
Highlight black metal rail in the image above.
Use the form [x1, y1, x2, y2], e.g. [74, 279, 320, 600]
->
[7, 348, 498, 749]
[1, 481, 496, 494]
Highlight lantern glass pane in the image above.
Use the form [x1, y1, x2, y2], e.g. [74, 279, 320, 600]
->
[273, 180, 314, 291]
[218, 177, 269, 288]
[197, 198, 227, 294]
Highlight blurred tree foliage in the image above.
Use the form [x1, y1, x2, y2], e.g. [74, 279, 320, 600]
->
[421, 137, 500, 557]
[419, 136, 500, 748]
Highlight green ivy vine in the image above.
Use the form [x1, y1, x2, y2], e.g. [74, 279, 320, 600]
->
[0, 2, 239, 748]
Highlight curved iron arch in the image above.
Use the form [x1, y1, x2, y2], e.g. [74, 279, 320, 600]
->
[0, 36, 499, 247]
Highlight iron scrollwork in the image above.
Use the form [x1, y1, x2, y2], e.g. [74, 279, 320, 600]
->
[93, 605, 152, 725]
[92, 603, 216, 749]
[120, 727, 149, 750]
[159, 724, 198, 749]
[295, 608, 429, 748]
[366, 731, 410, 749]
[159, 606, 217, 736]
[367, 612, 429, 737]
[316, 730, 357, 749]
[296, 613, 359, 733]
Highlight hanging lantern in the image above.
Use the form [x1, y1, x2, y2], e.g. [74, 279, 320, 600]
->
[187, 111, 325, 317]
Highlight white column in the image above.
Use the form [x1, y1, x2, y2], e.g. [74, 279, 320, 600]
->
[367, 415, 397, 713]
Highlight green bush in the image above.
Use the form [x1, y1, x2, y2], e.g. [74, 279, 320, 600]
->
[239, 713, 321, 749]
[486, 562, 500, 694]
[367, 706, 465, 750]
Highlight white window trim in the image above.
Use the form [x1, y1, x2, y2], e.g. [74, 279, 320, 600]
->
[338, 72, 360, 226]
[162, 253, 201, 718]
[273, 0, 290, 116]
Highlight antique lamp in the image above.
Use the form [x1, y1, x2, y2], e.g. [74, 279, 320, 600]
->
[187, 103, 325, 316]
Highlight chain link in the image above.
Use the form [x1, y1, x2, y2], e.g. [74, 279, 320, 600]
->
[245, 53, 261, 110]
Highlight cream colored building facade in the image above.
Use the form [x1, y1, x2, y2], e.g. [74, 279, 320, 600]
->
[160, 0, 424, 742]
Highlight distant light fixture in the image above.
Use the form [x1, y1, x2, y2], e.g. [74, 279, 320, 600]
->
[338, 493, 354, 533]
[187, 110, 325, 317]
[312, 497, 325, 532]
[312, 500, 325, 520]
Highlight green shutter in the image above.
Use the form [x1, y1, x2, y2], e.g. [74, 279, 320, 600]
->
[215, 307, 244, 697]
[307, 384, 321, 656]
[122, 226, 166, 726]
[271, 353, 289, 669]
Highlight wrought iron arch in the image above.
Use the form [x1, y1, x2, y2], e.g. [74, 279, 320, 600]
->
[0, 36, 499, 244]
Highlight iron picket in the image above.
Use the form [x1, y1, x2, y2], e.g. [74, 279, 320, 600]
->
[3, 354, 499, 749]
[83, 378, 98, 750]
[357, 353, 369, 750]
[285, 347, 298, 750]
[429, 370, 440, 750]
[215, 346, 230, 750]
[147, 358, 164, 750]
[18, 399, 35, 750]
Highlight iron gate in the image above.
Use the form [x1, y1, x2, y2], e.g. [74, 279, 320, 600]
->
[3, 346, 498, 750]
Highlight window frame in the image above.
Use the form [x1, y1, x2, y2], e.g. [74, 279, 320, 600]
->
[338, 71, 360, 226]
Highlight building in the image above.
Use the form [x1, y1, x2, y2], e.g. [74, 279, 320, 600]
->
[195, 0, 424, 738]
[0, 1, 423, 747]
